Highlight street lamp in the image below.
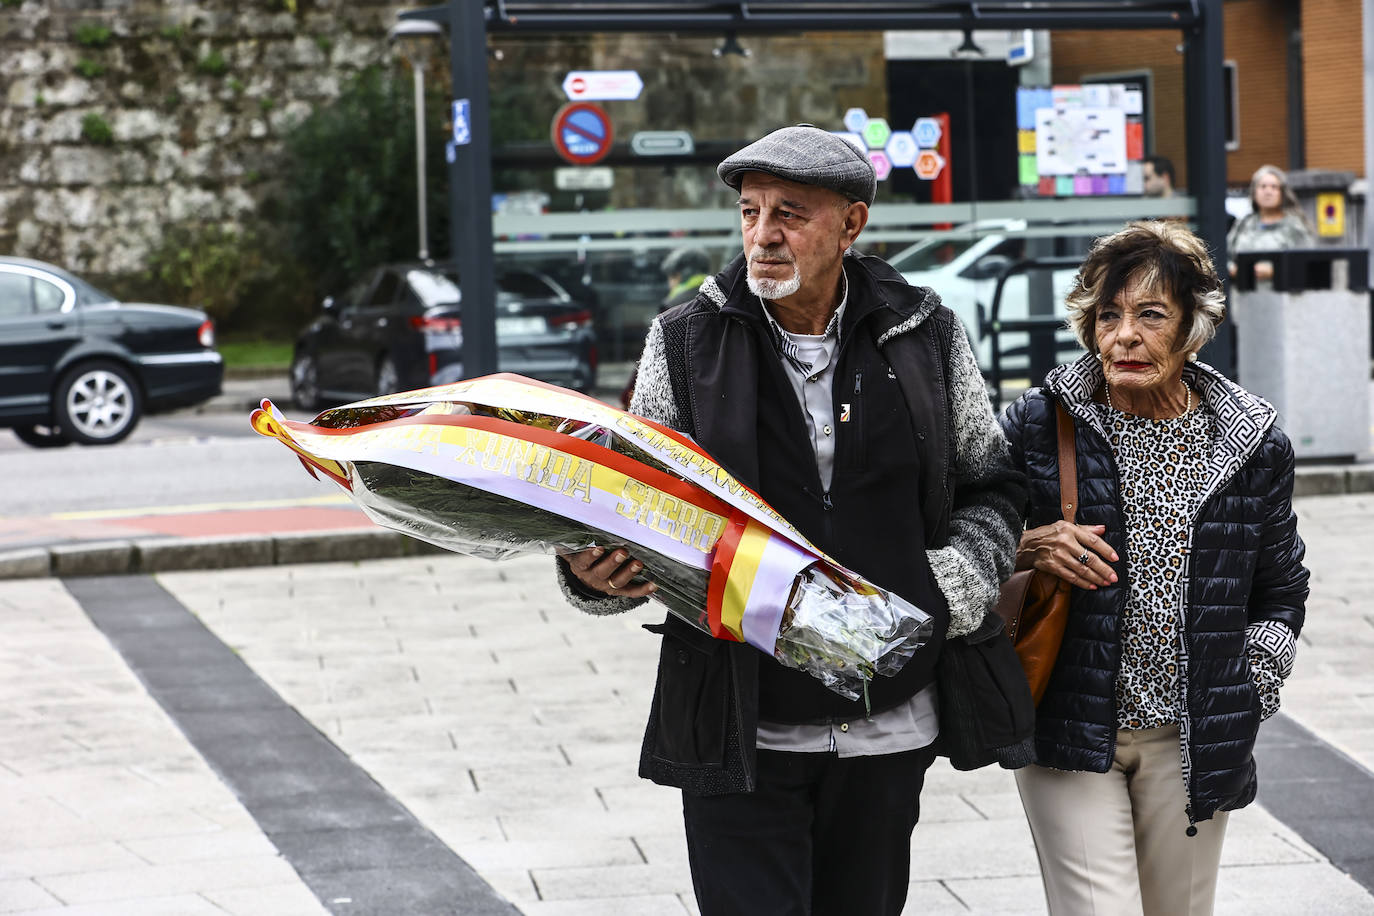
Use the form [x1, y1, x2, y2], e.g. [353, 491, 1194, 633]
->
[388, 18, 443, 262]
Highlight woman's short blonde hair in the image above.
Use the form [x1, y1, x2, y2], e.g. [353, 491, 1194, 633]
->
[1064, 220, 1227, 357]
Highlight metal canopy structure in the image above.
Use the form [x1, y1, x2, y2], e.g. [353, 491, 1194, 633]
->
[401, 0, 1232, 378]
[479, 1, 1204, 32]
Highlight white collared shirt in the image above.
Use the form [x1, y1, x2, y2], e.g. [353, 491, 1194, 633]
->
[753, 270, 939, 756]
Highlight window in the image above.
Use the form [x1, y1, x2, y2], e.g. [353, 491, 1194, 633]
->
[33, 277, 65, 313]
[338, 275, 373, 314]
[498, 270, 568, 300]
[407, 269, 463, 308]
[0, 272, 32, 318]
[368, 271, 401, 306]
[887, 236, 982, 273]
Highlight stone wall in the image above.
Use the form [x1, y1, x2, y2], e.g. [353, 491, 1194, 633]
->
[0, 0, 400, 276]
[1, 1, 888, 280]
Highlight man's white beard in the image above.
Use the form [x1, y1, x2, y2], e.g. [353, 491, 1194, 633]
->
[746, 260, 802, 300]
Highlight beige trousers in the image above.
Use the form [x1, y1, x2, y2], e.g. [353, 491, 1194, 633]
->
[1014, 725, 1230, 916]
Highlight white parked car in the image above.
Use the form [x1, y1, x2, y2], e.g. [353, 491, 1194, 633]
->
[886, 221, 1082, 381]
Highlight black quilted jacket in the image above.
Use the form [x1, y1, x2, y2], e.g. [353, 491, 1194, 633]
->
[1000, 354, 1309, 825]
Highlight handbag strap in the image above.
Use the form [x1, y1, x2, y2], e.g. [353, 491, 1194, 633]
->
[1055, 402, 1079, 524]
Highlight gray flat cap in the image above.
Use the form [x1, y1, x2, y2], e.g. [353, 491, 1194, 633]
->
[718, 124, 876, 206]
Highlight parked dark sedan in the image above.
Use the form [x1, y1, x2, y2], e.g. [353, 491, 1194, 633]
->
[289, 262, 597, 410]
[0, 256, 223, 447]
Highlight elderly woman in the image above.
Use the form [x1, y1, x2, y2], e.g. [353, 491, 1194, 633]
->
[1227, 164, 1315, 280]
[1000, 221, 1309, 915]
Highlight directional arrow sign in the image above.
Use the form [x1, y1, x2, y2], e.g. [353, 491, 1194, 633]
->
[562, 70, 643, 101]
[630, 130, 695, 156]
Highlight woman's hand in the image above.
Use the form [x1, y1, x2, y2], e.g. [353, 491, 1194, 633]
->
[562, 546, 658, 599]
[1015, 522, 1119, 590]
[1253, 259, 1275, 280]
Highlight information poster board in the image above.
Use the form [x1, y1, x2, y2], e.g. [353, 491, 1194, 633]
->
[1017, 84, 1145, 197]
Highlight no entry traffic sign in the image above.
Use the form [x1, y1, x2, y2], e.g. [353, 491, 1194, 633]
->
[562, 70, 643, 101]
[551, 102, 614, 165]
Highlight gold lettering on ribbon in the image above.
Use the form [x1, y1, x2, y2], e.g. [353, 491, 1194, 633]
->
[615, 415, 795, 534]
[692, 512, 727, 552]
[538, 451, 569, 493]
[615, 480, 648, 520]
[436, 430, 592, 505]
[563, 461, 592, 503]
[614, 480, 724, 554]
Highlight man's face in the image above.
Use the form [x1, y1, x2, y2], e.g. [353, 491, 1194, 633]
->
[738, 173, 863, 302]
[1142, 162, 1169, 198]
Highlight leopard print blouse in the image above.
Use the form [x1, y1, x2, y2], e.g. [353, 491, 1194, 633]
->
[1096, 399, 1217, 730]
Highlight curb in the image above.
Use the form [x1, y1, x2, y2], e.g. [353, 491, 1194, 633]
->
[1, 465, 1368, 582]
[1293, 464, 1374, 498]
[0, 528, 447, 581]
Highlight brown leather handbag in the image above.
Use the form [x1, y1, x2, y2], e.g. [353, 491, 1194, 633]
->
[994, 402, 1078, 705]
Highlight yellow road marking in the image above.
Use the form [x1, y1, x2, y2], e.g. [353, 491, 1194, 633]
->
[49, 493, 353, 521]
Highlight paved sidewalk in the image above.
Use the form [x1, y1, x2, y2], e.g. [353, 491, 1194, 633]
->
[2, 494, 1372, 913]
[0, 579, 326, 915]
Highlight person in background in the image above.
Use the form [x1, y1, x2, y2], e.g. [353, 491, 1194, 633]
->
[1001, 220, 1309, 915]
[561, 124, 1025, 915]
[1141, 155, 1176, 199]
[621, 247, 712, 407]
[660, 246, 711, 311]
[1227, 164, 1316, 280]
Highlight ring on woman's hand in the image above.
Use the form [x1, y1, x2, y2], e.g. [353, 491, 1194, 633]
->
[1076, 551, 1091, 566]
[607, 582, 619, 590]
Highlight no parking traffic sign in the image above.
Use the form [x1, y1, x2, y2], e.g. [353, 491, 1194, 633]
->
[551, 102, 614, 166]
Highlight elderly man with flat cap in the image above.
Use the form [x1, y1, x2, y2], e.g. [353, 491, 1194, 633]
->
[558, 125, 1024, 915]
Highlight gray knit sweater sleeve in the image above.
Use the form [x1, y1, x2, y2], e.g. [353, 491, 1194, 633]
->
[626, 318, 680, 428]
[554, 318, 676, 615]
[927, 320, 1026, 638]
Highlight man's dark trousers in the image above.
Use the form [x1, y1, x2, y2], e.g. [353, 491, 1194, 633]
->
[681, 744, 939, 915]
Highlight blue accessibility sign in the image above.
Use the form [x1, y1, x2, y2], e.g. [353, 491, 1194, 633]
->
[452, 99, 471, 146]
[551, 102, 614, 165]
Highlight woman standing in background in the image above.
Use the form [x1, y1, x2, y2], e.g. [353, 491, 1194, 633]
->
[1227, 165, 1316, 280]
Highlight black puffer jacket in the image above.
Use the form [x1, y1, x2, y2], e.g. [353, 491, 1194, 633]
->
[1000, 354, 1309, 825]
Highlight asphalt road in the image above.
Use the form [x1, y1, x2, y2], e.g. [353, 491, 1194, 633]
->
[0, 365, 636, 522]
[0, 409, 329, 518]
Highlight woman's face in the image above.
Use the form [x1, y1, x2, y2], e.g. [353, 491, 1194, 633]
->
[1095, 276, 1189, 396]
[1254, 173, 1284, 212]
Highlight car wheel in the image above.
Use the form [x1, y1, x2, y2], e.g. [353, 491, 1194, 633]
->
[375, 357, 400, 396]
[12, 424, 72, 449]
[290, 350, 321, 412]
[54, 360, 141, 446]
